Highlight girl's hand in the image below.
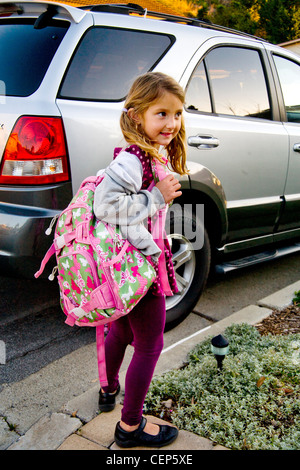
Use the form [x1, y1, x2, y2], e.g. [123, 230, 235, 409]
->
[155, 175, 182, 204]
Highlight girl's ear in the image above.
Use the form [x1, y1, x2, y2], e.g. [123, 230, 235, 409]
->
[127, 108, 142, 124]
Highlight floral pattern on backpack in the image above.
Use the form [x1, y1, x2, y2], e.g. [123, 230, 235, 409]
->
[35, 175, 156, 328]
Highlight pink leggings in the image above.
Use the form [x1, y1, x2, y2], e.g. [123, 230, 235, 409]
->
[103, 291, 166, 425]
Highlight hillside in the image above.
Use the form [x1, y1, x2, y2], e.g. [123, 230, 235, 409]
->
[54, 0, 197, 17]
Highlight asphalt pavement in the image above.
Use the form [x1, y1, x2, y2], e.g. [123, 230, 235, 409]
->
[2, 279, 300, 451]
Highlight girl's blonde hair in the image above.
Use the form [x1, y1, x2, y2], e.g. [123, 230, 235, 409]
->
[120, 72, 188, 175]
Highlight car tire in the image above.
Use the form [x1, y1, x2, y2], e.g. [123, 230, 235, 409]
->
[164, 205, 211, 331]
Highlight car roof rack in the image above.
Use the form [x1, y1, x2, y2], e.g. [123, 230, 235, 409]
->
[80, 3, 211, 26]
[79, 3, 266, 41]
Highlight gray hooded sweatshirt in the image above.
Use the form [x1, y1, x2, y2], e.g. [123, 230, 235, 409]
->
[93, 151, 166, 261]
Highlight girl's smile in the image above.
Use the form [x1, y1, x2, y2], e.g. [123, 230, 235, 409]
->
[138, 92, 183, 149]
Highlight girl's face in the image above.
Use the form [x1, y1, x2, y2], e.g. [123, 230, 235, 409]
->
[138, 92, 183, 149]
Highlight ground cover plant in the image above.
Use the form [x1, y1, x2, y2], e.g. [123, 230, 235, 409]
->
[144, 323, 300, 450]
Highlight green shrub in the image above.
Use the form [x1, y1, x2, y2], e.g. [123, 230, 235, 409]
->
[145, 324, 300, 450]
[293, 290, 300, 306]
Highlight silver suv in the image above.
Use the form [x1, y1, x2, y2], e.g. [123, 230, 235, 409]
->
[1, 1, 300, 328]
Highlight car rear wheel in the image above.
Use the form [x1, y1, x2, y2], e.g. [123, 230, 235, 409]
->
[165, 206, 211, 330]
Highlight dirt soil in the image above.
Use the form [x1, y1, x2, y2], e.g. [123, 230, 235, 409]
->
[255, 304, 300, 336]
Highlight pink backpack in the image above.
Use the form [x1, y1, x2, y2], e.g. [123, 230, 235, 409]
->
[35, 153, 170, 386]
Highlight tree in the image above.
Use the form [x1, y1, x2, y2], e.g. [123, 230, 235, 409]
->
[195, 0, 300, 44]
[213, 1, 257, 34]
[197, 0, 258, 35]
[256, 0, 300, 43]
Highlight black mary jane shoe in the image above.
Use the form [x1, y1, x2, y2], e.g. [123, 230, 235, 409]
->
[114, 416, 178, 448]
[99, 384, 120, 412]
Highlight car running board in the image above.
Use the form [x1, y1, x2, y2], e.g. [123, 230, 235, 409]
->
[215, 242, 300, 274]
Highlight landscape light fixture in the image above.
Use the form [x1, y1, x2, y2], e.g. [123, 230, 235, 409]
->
[211, 334, 229, 371]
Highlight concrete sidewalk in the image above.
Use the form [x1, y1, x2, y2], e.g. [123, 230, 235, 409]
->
[7, 280, 300, 451]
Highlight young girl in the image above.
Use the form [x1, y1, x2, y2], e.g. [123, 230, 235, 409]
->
[93, 72, 187, 448]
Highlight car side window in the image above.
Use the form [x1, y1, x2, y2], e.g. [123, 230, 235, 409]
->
[186, 46, 271, 120]
[58, 27, 173, 101]
[185, 61, 212, 113]
[273, 55, 300, 123]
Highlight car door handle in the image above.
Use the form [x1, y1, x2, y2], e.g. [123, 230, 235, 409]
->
[187, 135, 219, 149]
[293, 143, 300, 153]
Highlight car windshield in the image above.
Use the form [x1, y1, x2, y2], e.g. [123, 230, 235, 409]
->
[0, 19, 69, 97]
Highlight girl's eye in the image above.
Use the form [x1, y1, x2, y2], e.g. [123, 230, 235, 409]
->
[157, 111, 182, 117]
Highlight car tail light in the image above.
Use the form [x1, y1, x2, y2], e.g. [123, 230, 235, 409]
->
[0, 116, 70, 185]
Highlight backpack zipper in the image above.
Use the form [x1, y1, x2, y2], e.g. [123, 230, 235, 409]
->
[45, 214, 60, 235]
[45, 203, 91, 236]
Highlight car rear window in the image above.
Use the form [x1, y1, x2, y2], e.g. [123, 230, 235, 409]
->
[58, 27, 174, 101]
[0, 19, 69, 97]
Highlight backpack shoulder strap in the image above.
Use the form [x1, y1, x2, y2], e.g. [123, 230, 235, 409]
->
[34, 243, 56, 278]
